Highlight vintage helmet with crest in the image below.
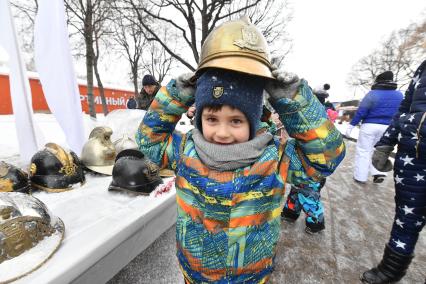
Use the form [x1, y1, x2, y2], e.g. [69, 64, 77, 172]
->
[197, 16, 273, 78]
[113, 134, 138, 154]
[108, 149, 162, 195]
[0, 162, 31, 194]
[81, 126, 116, 175]
[0, 192, 64, 282]
[29, 143, 85, 192]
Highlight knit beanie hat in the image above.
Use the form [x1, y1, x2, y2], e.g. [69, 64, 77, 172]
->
[375, 71, 394, 82]
[372, 71, 397, 90]
[195, 68, 265, 139]
[142, 74, 158, 86]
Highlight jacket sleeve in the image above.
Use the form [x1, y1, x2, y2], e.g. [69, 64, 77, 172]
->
[269, 80, 346, 186]
[136, 79, 194, 169]
[350, 92, 373, 126]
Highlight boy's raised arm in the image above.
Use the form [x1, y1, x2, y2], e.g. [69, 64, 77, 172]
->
[266, 72, 345, 184]
[136, 74, 195, 169]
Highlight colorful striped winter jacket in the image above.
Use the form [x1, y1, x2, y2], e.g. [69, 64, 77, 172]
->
[136, 79, 345, 283]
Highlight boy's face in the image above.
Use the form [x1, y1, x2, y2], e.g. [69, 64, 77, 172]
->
[201, 105, 250, 145]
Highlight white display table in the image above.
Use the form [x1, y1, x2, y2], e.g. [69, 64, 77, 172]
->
[14, 175, 176, 284]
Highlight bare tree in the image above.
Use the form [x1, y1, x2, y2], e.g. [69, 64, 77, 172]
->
[348, 20, 426, 92]
[65, 0, 112, 117]
[10, 0, 39, 71]
[139, 38, 174, 84]
[110, 6, 145, 97]
[110, 1, 176, 100]
[121, 0, 292, 72]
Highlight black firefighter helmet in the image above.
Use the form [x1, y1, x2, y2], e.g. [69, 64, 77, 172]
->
[29, 143, 85, 192]
[0, 161, 31, 193]
[108, 149, 162, 195]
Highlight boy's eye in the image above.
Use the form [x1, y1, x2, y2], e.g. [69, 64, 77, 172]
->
[206, 117, 217, 123]
[231, 119, 242, 125]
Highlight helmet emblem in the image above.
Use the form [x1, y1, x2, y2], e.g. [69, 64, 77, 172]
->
[59, 163, 77, 176]
[29, 163, 37, 177]
[233, 25, 265, 53]
[213, 86, 224, 98]
[0, 179, 14, 192]
[146, 162, 159, 180]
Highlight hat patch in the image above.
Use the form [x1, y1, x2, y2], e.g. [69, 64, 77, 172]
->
[213, 86, 224, 98]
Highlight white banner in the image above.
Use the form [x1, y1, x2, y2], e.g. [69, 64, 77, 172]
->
[34, 0, 86, 154]
[0, 0, 41, 164]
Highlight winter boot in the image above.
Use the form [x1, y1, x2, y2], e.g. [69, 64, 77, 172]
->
[281, 207, 299, 222]
[305, 221, 325, 234]
[361, 244, 414, 283]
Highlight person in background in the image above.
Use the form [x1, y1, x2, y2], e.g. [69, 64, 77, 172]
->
[346, 71, 403, 184]
[126, 96, 137, 109]
[361, 60, 426, 283]
[136, 74, 160, 110]
[281, 83, 332, 234]
[313, 83, 330, 105]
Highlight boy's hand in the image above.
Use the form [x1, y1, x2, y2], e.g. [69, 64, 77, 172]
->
[372, 145, 393, 172]
[265, 69, 300, 100]
[176, 72, 196, 97]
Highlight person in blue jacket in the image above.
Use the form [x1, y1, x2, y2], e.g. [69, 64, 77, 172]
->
[361, 60, 426, 283]
[346, 71, 403, 183]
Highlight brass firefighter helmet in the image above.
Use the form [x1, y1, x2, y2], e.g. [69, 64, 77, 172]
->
[81, 126, 116, 175]
[0, 192, 65, 283]
[197, 16, 273, 78]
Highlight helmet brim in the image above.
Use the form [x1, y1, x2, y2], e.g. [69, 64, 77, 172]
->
[85, 164, 114, 176]
[197, 55, 274, 79]
[0, 217, 65, 283]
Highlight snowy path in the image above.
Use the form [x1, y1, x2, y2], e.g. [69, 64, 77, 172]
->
[109, 140, 426, 284]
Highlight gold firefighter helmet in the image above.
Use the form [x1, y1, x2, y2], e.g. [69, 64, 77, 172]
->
[0, 192, 64, 283]
[81, 126, 116, 175]
[197, 16, 273, 78]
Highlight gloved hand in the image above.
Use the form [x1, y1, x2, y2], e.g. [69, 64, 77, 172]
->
[265, 68, 300, 100]
[372, 145, 394, 172]
[345, 125, 354, 137]
[175, 72, 196, 98]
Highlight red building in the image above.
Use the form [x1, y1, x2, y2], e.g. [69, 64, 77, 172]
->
[0, 72, 134, 115]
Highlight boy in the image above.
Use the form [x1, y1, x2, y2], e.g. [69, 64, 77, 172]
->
[137, 17, 345, 283]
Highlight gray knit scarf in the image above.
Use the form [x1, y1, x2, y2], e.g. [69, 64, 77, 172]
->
[192, 129, 273, 171]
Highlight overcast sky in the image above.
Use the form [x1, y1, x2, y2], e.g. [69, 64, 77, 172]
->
[285, 0, 426, 102]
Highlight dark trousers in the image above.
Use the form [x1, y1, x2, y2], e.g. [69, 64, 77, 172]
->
[388, 153, 426, 255]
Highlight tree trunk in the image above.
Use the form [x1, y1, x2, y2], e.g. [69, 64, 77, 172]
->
[85, 0, 96, 118]
[94, 57, 108, 116]
[132, 63, 139, 97]
[93, 34, 108, 116]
